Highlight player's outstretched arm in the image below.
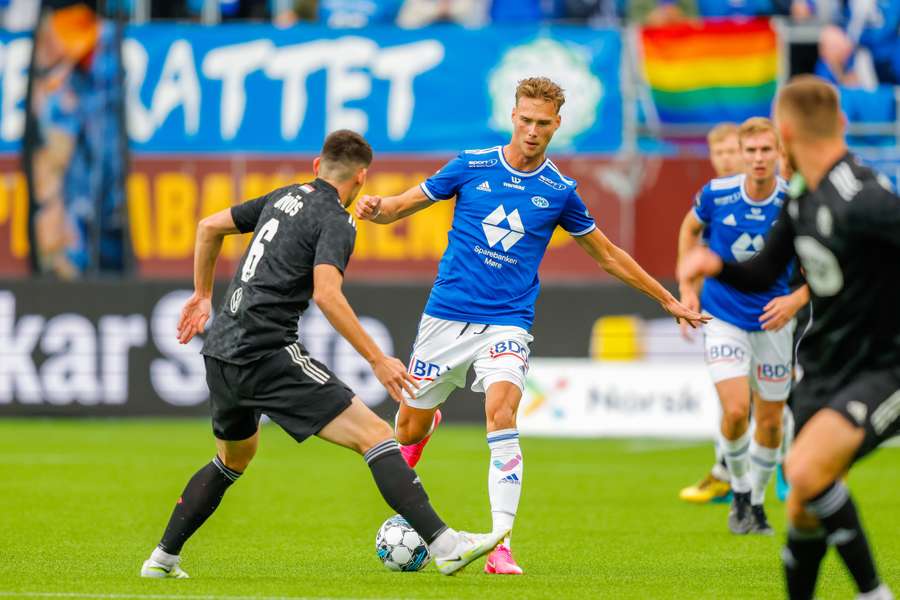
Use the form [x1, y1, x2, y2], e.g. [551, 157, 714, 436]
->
[679, 212, 796, 292]
[676, 210, 707, 340]
[575, 228, 709, 328]
[355, 184, 433, 224]
[177, 208, 241, 344]
[313, 264, 418, 403]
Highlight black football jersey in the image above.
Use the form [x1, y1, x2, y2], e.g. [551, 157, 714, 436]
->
[202, 179, 357, 365]
[719, 154, 900, 394]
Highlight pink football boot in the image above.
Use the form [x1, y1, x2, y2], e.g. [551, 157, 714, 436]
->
[399, 409, 442, 468]
[484, 544, 523, 575]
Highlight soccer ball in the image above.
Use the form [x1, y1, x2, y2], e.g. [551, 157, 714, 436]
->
[375, 515, 431, 572]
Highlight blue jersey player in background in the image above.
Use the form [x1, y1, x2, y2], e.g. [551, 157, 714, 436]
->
[677, 117, 810, 537]
[356, 77, 707, 575]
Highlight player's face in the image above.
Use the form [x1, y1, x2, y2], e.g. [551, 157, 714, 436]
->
[740, 131, 779, 183]
[708, 135, 741, 177]
[511, 97, 561, 160]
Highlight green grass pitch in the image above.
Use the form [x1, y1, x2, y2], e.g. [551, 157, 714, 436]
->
[0, 419, 896, 599]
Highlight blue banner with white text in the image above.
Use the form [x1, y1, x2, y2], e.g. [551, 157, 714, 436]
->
[0, 25, 622, 154]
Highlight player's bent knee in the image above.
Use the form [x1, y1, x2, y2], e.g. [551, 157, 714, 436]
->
[784, 456, 822, 501]
[722, 403, 749, 427]
[363, 420, 395, 452]
[487, 403, 517, 429]
[786, 493, 816, 527]
[219, 451, 254, 473]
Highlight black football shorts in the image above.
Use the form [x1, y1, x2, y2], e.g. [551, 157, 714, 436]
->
[204, 342, 354, 443]
[794, 367, 900, 462]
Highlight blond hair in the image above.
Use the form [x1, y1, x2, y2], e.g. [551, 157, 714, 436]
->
[738, 116, 780, 148]
[775, 75, 842, 139]
[706, 122, 738, 146]
[515, 77, 566, 113]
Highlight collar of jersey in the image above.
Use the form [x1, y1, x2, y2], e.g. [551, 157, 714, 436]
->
[313, 178, 342, 206]
[740, 174, 782, 207]
[497, 146, 550, 178]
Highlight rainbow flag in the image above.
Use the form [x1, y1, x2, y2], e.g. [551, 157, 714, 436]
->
[640, 18, 779, 124]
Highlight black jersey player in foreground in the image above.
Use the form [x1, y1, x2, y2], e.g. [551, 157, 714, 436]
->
[679, 76, 897, 600]
[140, 130, 507, 578]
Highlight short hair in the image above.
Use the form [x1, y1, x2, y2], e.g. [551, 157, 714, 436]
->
[319, 129, 373, 181]
[706, 122, 738, 146]
[515, 77, 566, 113]
[775, 75, 841, 139]
[738, 116, 780, 148]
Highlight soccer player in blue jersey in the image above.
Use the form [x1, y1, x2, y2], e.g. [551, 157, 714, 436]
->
[677, 117, 809, 535]
[355, 77, 707, 574]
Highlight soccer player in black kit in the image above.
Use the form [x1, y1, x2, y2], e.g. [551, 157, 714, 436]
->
[140, 130, 507, 578]
[680, 76, 898, 600]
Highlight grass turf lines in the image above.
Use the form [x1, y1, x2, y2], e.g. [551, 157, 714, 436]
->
[0, 419, 896, 599]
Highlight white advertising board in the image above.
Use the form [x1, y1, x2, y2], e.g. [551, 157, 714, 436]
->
[518, 359, 720, 438]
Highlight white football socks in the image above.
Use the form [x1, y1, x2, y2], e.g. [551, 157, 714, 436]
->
[720, 429, 752, 494]
[150, 546, 179, 566]
[487, 429, 522, 547]
[749, 438, 779, 505]
[711, 437, 730, 481]
[779, 406, 795, 464]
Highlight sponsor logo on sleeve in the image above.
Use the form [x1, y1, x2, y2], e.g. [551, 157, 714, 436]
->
[539, 174, 567, 191]
[468, 159, 498, 168]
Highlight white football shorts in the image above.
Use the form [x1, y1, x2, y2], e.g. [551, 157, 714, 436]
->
[404, 315, 533, 410]
[703, 316, 796, 401]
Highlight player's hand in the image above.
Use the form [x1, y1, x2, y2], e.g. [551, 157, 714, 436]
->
[662, 295, 710, 330]
[676, 247, 723, 284]
[355, 195, 383, 221]
[677, 288, 702, 341]
[177, 293, 212, 344]
[372, 355, 419, 404]
[760, 293, 802, 331]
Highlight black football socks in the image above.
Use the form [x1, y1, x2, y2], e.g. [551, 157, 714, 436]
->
[783, 525, 827, 599]
[807, 481, 881, 594]
[158, 456, 242, 555]
[364, 439, 447, 544]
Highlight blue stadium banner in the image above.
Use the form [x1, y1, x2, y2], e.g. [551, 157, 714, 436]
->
[0, 31, 30, 153]
[122, 24, 622, 153]
[1, 25, 620, 154]
[2, 25, 620, 154]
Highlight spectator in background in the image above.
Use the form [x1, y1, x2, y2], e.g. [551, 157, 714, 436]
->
[28, 4, 129, 277]
[816, 24, 864, 84]
[637, 0, 693, 25]
[816, 0, 900, 85]
[396, 0, 489, 27]
[561, 0, 623, 24]
[641, 0, 780, 24]
[277, 0, 403, 27]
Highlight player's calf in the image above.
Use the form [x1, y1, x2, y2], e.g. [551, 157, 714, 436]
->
[808, 481, 883, 595]
[140, 454, 244, 579]
[395, 405, 442, 468]
[363, 436, 503, 575]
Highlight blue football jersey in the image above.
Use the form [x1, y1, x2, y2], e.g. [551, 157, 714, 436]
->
[694, 173, 791, 331]
[420, 146, 596, 330]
